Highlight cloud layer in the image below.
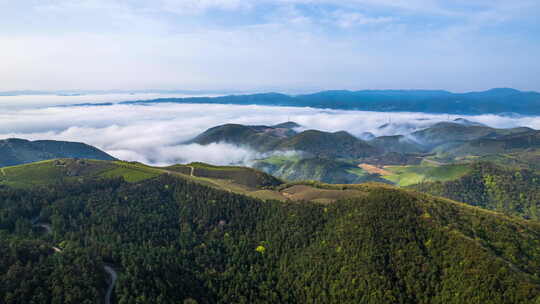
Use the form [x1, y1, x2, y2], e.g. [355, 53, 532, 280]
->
[1, 96, 540, 166]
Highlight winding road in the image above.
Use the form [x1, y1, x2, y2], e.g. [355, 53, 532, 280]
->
[103, 265, 118, 304]
[32, 218, 117, 304]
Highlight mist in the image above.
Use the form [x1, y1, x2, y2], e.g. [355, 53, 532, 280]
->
[1, 98, 539, 166]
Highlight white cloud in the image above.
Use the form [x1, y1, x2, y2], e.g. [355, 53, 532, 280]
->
[156, 0, 250, 14]
[0, 1, 538, 92]
[331, 11, 394, 28]
[0, 97, 539, 166]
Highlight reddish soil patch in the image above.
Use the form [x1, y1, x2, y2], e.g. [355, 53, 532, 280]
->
[359, 163, 391, 175]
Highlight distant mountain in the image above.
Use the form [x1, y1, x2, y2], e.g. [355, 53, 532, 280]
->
[452, 118, 486, 127]
[368, 135, 427, 154]
[253, 157, 386, 184]
[187, 123, 298, 151]
[438, 129, 540, 158]
[276, 130, 379, 158]
[272, 121, 301, 129]
[120, 88, 540, 115]
[189, 122, 380, 158]
[0, 138, 115, 167]
[411, 122, 533, 148]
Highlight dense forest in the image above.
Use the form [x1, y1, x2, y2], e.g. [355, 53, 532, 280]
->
[413, 162, 540, 220]
[1, 173, 540, 303]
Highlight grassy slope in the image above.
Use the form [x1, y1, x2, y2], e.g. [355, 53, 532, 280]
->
[0, 158, 290, 201]
[0, 158, 401, 204]
[0, 159, 161, 188]
[99, 161, 162, 182]
[382, 163, 472, 186]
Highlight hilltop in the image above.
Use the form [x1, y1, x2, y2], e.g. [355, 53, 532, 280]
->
[189, 122, 380, 158]
[0, 138, 115, 167]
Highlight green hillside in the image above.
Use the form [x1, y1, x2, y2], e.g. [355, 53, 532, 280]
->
[276, 130, 379, 158]
[382, 163, 472, 186]
[412, 162, 540, 220]
[438, 131, 540, 159]
[368, 135, 427, 153]
[166, 162, 282, 189]
[1, 173, 540, 303]
[189, 123, 380, 159]
[254, 156, 386, 184]
[0, 159, 161, 188]
[0, 138, 115, 167]
[411, 122, 533, 148]
[188, 123, 297, 151]
[472, 149, 540, 171]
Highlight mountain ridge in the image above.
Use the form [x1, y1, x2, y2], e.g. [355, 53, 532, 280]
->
[0, 138, 116, 167]
[117, 88, 540, 115]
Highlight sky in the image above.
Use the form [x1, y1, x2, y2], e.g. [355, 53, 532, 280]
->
[2, 99, 540, 166]
[1, 0, 539, 92]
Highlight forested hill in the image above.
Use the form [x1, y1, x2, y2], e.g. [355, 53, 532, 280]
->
[412, 162, 540, 220]
[0, 138, 115, 167]
[189, 123, 380, 158]
[120, 88, 540, 115]
[1, 173, 540, 303]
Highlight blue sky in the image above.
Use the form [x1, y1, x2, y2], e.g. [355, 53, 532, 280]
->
[1, 0, 539, 92]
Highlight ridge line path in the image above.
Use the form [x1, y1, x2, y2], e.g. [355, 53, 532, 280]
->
[32, 218, 117, 304]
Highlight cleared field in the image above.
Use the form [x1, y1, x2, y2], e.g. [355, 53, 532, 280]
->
[358, 163, 391, 175]
[382, 164, 471, 187]
[0, 159, 116, 188]
[99, 165, 160, 182]
[280, 185, 367, 202]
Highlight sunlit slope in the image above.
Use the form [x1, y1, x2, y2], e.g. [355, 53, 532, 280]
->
[0, 159, 161, 188]
[412, 162, 540, 220]
[381, 163, 472, 186]
[0, 158, 400, 203]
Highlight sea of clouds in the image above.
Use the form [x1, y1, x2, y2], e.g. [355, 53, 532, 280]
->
[1, 94, 540, 166]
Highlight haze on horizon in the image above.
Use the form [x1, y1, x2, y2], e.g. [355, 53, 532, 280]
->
[1, 0, 539, 93]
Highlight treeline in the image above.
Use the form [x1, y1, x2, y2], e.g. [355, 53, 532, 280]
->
[413, 162, 540, 220]
[1, 175, 540, 303]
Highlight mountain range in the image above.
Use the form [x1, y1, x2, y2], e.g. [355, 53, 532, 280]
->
[185, 120, 540, 186]
[119, 88, 540, 115]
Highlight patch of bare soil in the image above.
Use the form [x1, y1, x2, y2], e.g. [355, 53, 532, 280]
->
[359, 163, 391, 175]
